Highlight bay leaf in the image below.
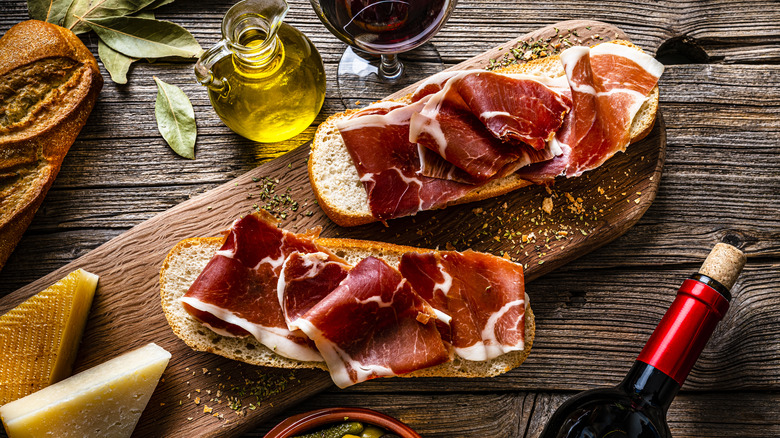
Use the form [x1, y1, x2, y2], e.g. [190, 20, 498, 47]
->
[98, 39, 135, 84]
[133, 10, 154, 19]
[64, 0, 92, 33]
[86, 16, 203, 59]
[154, 77, 196, 159]
[66, 0, 168, 35]
[28, 0, 74, 25]
[145, 0, 175, 9]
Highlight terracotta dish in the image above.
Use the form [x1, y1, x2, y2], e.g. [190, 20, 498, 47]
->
[263, 407, 421, 438]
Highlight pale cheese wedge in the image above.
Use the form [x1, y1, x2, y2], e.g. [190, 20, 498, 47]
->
[0, 342, 171, 438]
[0, 268, 99, 405]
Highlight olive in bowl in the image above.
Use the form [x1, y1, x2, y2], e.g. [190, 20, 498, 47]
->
[262, 407, 420, 438]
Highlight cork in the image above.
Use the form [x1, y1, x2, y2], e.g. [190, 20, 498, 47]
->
[698, 243, 747, 290]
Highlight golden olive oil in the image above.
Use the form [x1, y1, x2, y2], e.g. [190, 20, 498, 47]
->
[208, 23, 326, 147]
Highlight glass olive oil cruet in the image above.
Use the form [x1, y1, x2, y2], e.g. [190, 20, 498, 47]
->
[195, 0, 326, 146]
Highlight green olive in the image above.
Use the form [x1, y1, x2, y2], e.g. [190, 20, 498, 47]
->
[361, 425, 387, 438]
[292, 421, 364, 438]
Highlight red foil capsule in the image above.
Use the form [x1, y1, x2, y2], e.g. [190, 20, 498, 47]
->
[637, 278, 730, 386]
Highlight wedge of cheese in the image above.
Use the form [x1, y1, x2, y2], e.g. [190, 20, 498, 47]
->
[0, 342, 171, 438]
[0, 268, 99, 405]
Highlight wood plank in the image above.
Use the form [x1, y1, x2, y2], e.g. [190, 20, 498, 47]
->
[329, 261, 780, 393]
[525, 391, 780, 438]
[243, 390, 780, 437]
[0, 21, 665, 437]
[8, 60, 780, 292]
[250, 392, 537, 438]
[3, 0, 780, 63]
[2, 1, 780, 436]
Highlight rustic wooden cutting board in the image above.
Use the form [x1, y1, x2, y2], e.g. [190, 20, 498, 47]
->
[0, 20, 664, 438]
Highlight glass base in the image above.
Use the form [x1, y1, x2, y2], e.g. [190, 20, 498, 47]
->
[337, 43, 444, 109]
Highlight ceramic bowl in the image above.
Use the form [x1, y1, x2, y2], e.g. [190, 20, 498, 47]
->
[263, 407, 421, 438]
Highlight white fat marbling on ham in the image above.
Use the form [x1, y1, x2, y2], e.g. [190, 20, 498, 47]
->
[277, 251, 351, 331]
[409, 69, 481, 101]
[336, 101, 474, 220]
[432, 308, 453, 325]
[214, 249, 235, 259]
[180, 296, 323, 361]
[181, 212, 331, 362]
[456, 297, 527, 361]
[399, 250, 526, 361]
[336, 101, 411, 131]
[433, 261, 453, 296]
[409, 70, 571, 182]
[480, 110, 513, 119]
[591, 42, 664, 78]
[294, 256, 450, 388]
[293, 318, 395, 388]
[517, 43, 663, 181]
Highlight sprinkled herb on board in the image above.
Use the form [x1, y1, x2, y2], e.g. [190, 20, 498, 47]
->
[240, 175, 316, 224]
[486, 28, 586, 70]
[181, 367, 297, 423]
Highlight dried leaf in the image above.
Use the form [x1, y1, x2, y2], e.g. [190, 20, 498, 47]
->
[64, 0, 92, 33]
[154, 77, 196, 159]
[28, 0, 74, 25]
[133, 10, 154, 19]
[86, 16, 202, 59]
[65, 0, 161, 34]
[145, 0, 174, 9]
[98, 39, 135, 84]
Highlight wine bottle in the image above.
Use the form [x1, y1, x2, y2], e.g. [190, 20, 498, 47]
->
[539, 243, 747, 438]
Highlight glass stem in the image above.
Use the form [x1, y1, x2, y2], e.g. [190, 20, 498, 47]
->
[379, 54, 404, 82]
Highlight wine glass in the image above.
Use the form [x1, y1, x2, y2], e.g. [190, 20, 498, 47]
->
[309, 0, 458, 108]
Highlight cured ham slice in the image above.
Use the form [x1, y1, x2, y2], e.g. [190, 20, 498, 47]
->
[180, 212, 328, 362]
[399, 250, 526, 361]
[294, 256, 451, 388]
[277, 251, 350, 330]
[336, 101, 474, 220]
[458, 72, 572, 149]
[409, 70, 570, 182]
[517, 43, 664, 180]
[410, 86, 527, 183]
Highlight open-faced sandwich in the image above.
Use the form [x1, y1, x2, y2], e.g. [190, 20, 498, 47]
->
[160, 211, 533, 388]
[309, 40, 663, 226]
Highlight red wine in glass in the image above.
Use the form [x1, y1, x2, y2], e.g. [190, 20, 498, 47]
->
[310, 0, 457, 108]
[319, 0, 451, 53]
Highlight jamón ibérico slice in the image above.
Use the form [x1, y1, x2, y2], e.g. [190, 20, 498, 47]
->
[294, 256, 451, 388]
[180, 211, 327, 362]
[399, 250, 526, 361]
[409, 69, 461, 102]
[277, 251, 350, 331]
[457, 72, 572, 149]
[517, 43, 663, 181]
[410, 87, 526, 183]
[336, 101, 473, 220]
[416, 145, 480, 184]
[409, 71, 570, 182]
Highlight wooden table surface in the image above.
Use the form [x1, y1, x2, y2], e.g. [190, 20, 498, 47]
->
[1, 0, 779, 437]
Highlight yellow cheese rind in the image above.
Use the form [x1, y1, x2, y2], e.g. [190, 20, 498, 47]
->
[0, 342, 171, 438]
[0, 269, 99, 405]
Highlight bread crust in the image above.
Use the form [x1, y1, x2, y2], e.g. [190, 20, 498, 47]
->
[160, 236, 535, 379]
[0, 20, 103, 269]
[309, 40, 659, 227]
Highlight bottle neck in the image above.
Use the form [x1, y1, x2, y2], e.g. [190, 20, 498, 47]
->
[636, 274, 731, 386]
[620, 361, 680, 411]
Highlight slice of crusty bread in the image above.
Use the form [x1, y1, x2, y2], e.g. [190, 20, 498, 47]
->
[160, 237, 535, 379]
[308, 40, 659, 227]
